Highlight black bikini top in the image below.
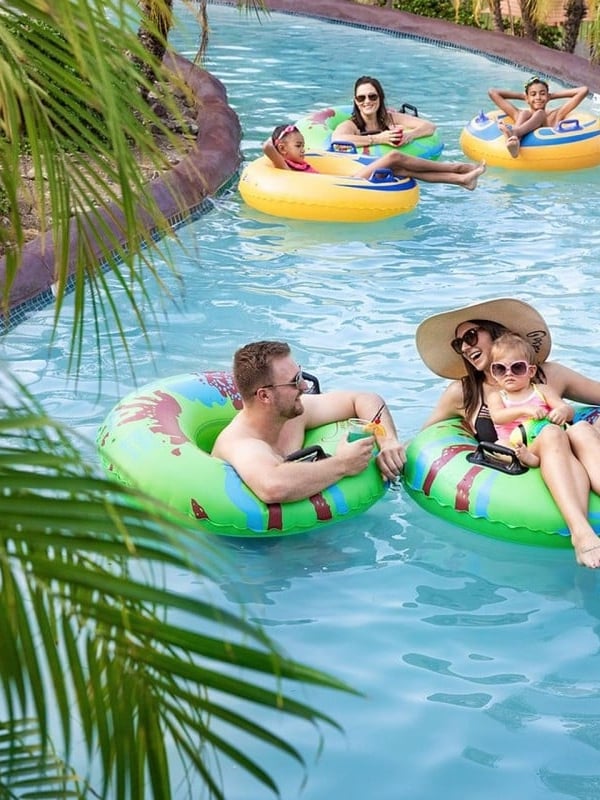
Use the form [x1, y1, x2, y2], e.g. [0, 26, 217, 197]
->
[474, 403, 498, 443]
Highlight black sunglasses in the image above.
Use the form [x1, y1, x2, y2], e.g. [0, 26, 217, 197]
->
[490, 360, 530, 379]
[451, 326, 481, 354]
[256, 367, 304, 394]
[355, 92, 379, 103]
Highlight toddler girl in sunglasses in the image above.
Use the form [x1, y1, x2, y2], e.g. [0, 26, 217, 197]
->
[487, 333, 574, 467]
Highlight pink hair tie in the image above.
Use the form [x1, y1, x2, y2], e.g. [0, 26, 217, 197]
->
[275, 124, 298, 142]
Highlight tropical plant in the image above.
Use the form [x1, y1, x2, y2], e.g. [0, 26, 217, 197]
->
[563, 0, 587, 50]
[0, 1, 352, 797]
[136, 0, 174, 99]
[380, 0, 598, 56]
[0, 373, 354, 798]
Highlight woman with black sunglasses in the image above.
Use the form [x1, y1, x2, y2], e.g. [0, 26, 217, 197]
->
[333, 75, 436, 150]
[329, 75, 485, 188]
[416, 298, 600, 568]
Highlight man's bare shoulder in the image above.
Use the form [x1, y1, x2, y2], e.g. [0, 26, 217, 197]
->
[211, 414, 284, 467]
[212, 415, 256, 460]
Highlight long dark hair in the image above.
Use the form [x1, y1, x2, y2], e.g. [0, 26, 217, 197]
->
[459, 319, 548, 418]
[350, 75, 390, 133]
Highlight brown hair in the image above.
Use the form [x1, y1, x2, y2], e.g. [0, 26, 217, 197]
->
[233, 341, 291, 400]
[350, 75, 390, 133]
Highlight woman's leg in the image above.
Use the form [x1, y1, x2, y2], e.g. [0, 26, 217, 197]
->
[536, 425, 600, 568]
[567, 421, 600, 494]
[354, 153, 486, 190]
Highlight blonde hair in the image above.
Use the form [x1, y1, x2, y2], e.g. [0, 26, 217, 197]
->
[490, 332, 537, 365]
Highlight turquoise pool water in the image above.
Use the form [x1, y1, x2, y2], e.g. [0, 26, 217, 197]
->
[7, 3, 600, 797]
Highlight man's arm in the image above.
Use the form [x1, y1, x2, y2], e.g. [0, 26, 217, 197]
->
[225, 435, 376, 504]
[302, 390, 405, 480]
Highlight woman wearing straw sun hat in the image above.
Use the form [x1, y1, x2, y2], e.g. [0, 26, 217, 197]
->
[415, 298, 600, 569]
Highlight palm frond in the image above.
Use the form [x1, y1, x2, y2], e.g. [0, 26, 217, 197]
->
[0, 371, 354, 798]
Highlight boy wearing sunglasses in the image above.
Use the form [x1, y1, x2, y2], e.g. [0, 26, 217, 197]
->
[487, 332, 573, 467]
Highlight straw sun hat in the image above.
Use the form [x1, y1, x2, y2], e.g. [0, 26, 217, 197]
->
[416, 298, 552, 379]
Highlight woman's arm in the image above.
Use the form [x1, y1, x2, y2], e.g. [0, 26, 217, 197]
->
[388, 111, 436, 143]
[332, 119, 403, 148]
[544, 362, 600, 405]
[420, 381, 465, 429]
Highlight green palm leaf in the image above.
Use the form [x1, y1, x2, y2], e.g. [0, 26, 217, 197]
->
[0, 371, 356, 798]
[0, 1, 353, 796]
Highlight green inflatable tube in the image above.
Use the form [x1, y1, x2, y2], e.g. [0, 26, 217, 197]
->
[403, 411, 600, 548]
[97, 371, 387, 537]
[295, 105, 444, 160]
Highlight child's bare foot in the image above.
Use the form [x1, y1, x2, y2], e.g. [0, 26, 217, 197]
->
[506, 135, 520, 158]
[573, 532, 600, 568]
[461, 161, 486, 191]
[514, 443, 540, 468]
[498, 120, 520, 157]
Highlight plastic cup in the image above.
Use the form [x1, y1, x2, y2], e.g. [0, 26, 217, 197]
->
[347, 418, 373, 442]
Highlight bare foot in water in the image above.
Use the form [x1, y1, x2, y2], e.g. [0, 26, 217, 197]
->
[573, 531, 600, 568]
[460, 161, 486, 191]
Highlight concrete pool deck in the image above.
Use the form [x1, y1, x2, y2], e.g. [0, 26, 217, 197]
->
[1, 1, 598, 329]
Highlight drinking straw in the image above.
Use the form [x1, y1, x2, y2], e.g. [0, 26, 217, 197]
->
[371, 403, 385, 424]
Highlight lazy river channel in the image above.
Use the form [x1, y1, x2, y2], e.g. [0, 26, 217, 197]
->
[6, 3, 600, 798]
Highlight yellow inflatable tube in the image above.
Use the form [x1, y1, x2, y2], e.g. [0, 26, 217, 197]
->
[238, 151, 419, 222]
[460, 109, 600, 171]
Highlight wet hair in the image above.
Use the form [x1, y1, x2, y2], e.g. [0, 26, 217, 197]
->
[350, 75, 390, 133]
[457, 320, 548, 418]
[490, 332, 537, 366]
[233, 341, 291, 400]
[524, 76, 549, 94]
